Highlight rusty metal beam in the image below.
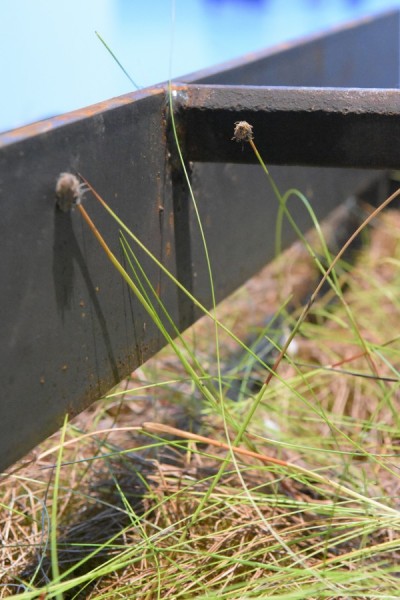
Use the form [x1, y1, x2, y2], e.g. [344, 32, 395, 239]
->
[173, 85, 400, 169]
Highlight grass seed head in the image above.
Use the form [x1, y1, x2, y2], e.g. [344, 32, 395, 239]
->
[55, 172, 86, 212]
[232, 121, 254, 143]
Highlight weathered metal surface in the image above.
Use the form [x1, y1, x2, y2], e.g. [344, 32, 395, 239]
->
[173, 85, 400, 168]
[183, 10, 399, 89]
[176, 10, 400, 312]
[1, 11, 399, 471]
[0, 90, 179, 470]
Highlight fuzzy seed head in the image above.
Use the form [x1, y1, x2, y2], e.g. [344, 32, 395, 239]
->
[56, 172, 85, 212]
[232, 121, 253, 143]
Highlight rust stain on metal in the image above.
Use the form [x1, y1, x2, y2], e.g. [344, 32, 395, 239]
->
[0, 86, 165, 148]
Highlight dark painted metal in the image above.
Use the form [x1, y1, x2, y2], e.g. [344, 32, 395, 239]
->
[182, 10, 400, 89]
[175, 10, 400, 311]
[0, 90, 180, 469]
[173, 85, 400, 168]
[1, 11, 399, 471]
